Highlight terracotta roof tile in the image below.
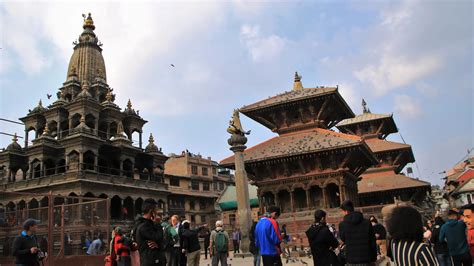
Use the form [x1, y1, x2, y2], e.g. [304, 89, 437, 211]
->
[240, 87, 338, 112]
[336, 113, 392, 127]
[365, 138, 411, 153]
[358, 173, 430, 194]
[220, 128, 362, 166]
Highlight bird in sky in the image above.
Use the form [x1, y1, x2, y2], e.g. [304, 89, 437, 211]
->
[47, 94, 52, 99]
[170, 64, 175, 67]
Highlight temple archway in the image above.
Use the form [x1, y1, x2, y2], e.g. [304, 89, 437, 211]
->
[57, 159, 66, 173]
[85, 114, 96, 130]
[110, 195, 122, 220]
[309, 185, 323, 208]
[277, 190, 291, 213]
[70, 113, 82, 129]
[31, 159, 41, 178]
[135, 198, 143, 216]
[326, 183, 341, 208]
[261, 192, 275, 208]
[44, 159, 55, 176]
[83, 150, 96, 170]
[123, 197, 134, 220]
[293, 188, 307, 210]
[123, 159, 133, 178]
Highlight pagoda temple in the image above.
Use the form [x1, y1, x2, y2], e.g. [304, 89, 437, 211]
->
[336, 100, 431, 206]
[0, 14, 169, 221]
[221, 73, 379, 227]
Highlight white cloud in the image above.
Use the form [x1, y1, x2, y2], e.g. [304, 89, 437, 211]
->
[240, 24, 286, 62]
[394, 94, 422, 119]
[338, 83, 360, 111]
[354, 55, 441, 96]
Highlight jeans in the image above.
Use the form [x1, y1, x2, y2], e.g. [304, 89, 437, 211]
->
[436, 254, 452, 266]
[253, 251, 261, 266]
[167, 247, 181, 266]
[211, 252, 228, 266]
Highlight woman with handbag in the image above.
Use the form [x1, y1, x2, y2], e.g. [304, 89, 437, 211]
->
[306, 210, 341, 266]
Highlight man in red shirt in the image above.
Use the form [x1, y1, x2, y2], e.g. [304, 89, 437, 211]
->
[462, 204, 474, 257]
[114, 227, 131, 266]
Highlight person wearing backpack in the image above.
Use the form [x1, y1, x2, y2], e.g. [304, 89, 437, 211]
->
[210, 220, 230, 266]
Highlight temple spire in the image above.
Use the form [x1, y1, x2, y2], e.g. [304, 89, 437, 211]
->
[293, 72, 303, 90]
[127, 99, 132, 109]
[149, 133, 155, 144]
[362, 98, 370, 114]
[12, 133, 18, 143]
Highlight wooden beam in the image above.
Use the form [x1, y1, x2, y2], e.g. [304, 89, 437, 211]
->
[316, 98, 330, 120]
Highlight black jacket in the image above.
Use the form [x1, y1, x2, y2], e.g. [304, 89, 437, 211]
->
[306, 223, 339, 266]
[339, 212, 377, 264]
[373, 223, 387, 240]
[12, 233, 40, 266]
[182, 228, 202, 253]
[135, 217, 166, 266]
[431, 224, 448, 254]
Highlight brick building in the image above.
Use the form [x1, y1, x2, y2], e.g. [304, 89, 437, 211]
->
[164, 151, 234, 226]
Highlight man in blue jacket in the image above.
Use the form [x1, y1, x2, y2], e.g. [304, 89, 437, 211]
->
[255, 206, 282, 266]
[440, 209, 472, 265]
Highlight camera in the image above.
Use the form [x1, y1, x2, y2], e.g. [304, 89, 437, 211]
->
[37, 249, 46, 261]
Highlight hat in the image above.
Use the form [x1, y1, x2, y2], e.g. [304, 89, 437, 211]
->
[23, 218, 40, 230]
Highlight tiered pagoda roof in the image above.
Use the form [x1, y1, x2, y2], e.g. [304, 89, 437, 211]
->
[240, 72, 355, 134]
[358, 172, 430, 194]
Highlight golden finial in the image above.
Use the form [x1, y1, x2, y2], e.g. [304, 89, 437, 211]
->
[43, 124, 50, 135]
[82, 13, 95, 30]
[12, 133, 18, 142]
[149, 133, 155, 143]
[293, 72, 303, 90]
[106, 90, 113, 101]
[117, 121, 125, 134]
[127, 99, 132, 109]
[38, 99, 43, 107]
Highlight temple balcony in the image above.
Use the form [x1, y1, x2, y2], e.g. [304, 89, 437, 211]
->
[0, 163, 168, 192]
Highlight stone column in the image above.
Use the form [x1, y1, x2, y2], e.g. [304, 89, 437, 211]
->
[290, 190, 295, 212]
[227, 129, 252, 257]
[24, 129, 29, 147]
[322, 186, 328, 208]
[139, 132, 143, 149]
[305, 188, 311, 209]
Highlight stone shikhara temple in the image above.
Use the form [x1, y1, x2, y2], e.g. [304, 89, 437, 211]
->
[221, 73, 431, 229]
[0, 14, 169, 220]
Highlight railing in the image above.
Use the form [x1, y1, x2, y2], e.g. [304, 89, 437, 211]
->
[1, 163, 168, 191]
[0, 191, 111, 266]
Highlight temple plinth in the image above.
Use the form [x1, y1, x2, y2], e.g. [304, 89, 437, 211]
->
[227, 110, 253, 257]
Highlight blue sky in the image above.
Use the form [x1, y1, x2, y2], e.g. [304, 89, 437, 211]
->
[0, 0, 472, 185]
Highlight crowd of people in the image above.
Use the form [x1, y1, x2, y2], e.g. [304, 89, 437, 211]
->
[8, 198, 474, 266]
[303, 200, 474, 266]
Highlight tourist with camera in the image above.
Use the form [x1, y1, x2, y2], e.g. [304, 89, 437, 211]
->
[12, 218, 46, 266]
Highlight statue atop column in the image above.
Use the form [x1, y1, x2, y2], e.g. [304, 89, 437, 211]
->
[227, 109, 253, 257]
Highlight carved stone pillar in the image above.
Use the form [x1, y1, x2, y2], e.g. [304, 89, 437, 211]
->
[290, 190, 295, 212]
[227, 122, 252, 257]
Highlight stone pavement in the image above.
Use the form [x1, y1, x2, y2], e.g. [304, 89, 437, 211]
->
[199, 252, 313, 266]
[198, 252, 394, 266]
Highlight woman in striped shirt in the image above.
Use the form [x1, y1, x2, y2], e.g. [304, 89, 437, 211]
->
[387, 206, 439, 265]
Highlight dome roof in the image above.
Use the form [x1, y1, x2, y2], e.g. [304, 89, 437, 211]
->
[29, 100, 47, 114]
[6, 133, 22, 152]
[66, 13, 106, 85]
[145, 134, 161, 153]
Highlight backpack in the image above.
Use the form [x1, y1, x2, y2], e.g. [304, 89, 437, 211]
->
[215, 231, 228, 253]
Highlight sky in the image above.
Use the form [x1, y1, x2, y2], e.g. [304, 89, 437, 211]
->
[0, 0, 472, 186]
